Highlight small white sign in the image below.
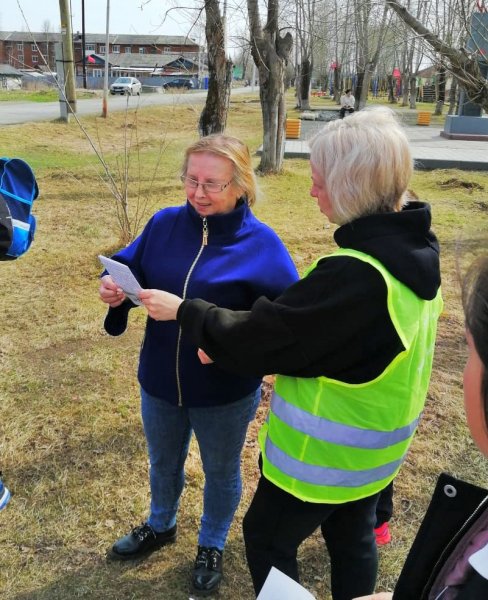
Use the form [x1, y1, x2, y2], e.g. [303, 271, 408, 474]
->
[257, 567, 316, 600]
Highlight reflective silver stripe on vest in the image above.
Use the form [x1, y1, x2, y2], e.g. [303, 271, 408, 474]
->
[265, 436, 404, 487]
[272, 391, 419, 449]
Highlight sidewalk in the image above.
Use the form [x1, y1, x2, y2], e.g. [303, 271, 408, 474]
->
[281, 120, 488, 171]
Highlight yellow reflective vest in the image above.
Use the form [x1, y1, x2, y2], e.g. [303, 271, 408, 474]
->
[259, 248, 443, 503]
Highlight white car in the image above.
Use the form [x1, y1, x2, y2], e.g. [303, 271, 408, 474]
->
[110, 77, 142, 96]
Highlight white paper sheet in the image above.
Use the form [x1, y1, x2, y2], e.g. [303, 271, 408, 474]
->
[257, 567, 316, 600]
[99, 255, 143, 306]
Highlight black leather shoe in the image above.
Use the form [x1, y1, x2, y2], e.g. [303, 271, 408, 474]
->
[191, 546, 223, 596]
[108, 522, 177, 561]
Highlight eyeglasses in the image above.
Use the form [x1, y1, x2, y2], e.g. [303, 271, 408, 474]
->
[180, 175, 233, 194]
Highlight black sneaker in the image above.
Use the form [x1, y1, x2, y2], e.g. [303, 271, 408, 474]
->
[191, 545, 223, 596]
[108, 522, 177, 561]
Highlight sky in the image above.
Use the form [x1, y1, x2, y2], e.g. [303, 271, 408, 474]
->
[0, 0, 199, 39]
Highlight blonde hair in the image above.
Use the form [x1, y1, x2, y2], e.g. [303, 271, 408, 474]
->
[182, 134, 259, 206]
[309, 107, 413, 225]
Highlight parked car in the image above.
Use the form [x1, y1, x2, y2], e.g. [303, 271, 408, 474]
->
[163, 78, 194, 90]
[110, 77, 142, 96]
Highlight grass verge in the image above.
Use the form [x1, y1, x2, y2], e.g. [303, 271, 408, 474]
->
[0, 92, 487, 599]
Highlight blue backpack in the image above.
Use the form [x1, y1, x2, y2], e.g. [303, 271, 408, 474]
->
[0, 157, 38, 260]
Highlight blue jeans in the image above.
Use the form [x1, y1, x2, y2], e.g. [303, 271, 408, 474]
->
[141, 387, 260, 550]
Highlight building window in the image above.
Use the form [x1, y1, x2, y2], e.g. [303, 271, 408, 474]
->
[18, 55, 24, 64]
[31, 44, 37, 52]
[93, 69, 102, 77]
[86, 43, 95, 51]
[32, 55, 38, 63]
[99, 45, 106, 54]
[112, 44, 120, 53]
[17, 43, 23, 50]
[125, 46, 131, 53]
[139, 47, 145, 54]
[163, 46, 172, 53]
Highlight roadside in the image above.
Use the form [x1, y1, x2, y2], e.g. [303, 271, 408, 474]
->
[0, 86, 253, 127]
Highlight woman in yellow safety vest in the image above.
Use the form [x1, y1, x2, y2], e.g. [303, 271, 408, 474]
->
[139, 107, 443, 600]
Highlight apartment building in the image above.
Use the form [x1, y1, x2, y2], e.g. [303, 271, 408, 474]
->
[0, 31, 200, 72]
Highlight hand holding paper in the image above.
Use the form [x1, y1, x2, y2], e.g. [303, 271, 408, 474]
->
[99, 255, 143, 306]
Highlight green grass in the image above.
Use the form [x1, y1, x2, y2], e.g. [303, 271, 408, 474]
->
[0, 92, 487, 599]
[0, 88, 97, 102]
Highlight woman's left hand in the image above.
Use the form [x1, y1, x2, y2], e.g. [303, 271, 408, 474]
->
[138, 289, 183, 321]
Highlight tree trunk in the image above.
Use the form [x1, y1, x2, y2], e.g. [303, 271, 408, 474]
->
[409, 76, 417, 109]
[247, 0, 293, 173]
[387, 75, 396, 103]
[198, 0, 232, 136]
[355, 71, 365, 108]
[401, 73, 409, 106]
[256, 55, 288, 173]
[333, 66, 341, 103]
[448, 78, 458, 115]
[357, 63, 375, 109]
[434, 66, 446, 116]
[299, 58, 312, 110]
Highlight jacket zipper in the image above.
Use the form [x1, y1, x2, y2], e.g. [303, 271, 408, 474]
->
[420, 493, 488, 599]
[175, 217, 208, 407]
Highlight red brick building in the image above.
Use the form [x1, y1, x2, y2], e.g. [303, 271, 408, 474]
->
[0, 31, 200, 72]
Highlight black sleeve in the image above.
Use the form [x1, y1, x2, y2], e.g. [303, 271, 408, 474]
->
[178, 256, 404, 382]
[104, 300, 137, 336]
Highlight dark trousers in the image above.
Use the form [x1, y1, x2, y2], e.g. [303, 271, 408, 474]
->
[375, 481, 394, 528]
[243, 473, 379, 599]
[340, 107, 355, 119]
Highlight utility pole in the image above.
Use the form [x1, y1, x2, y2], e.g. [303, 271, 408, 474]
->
[58, 0, 77, 114]
[81, 0, 87, 89]
[102, 0, 110, 118]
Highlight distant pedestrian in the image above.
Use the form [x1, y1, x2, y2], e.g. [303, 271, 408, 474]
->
[340, 89, 355, 118]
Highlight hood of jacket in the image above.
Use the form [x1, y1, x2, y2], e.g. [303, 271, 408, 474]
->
[334, 201, 441, 300]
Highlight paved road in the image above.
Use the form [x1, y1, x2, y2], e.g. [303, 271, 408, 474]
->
[0, 87, 254, 126]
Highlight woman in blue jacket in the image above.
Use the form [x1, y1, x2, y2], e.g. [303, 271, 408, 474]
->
[98, 134, 298, 595]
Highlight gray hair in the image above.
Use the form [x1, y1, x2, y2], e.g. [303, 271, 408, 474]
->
[309, 107, 413, 225]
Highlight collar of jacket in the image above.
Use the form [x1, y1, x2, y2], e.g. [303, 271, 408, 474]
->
[184, 198, 250, 243]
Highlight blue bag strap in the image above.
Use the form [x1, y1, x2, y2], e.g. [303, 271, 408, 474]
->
[0, 157, 38, 204]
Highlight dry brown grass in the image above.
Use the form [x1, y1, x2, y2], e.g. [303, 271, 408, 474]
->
[1, 94, 488, 599]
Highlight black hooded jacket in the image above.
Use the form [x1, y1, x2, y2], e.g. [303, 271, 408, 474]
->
[178, 201, 441, 383]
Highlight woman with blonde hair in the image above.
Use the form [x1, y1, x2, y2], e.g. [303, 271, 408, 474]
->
[99, 133, 298, 595]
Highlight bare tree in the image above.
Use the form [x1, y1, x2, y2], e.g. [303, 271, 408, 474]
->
[354, 0, 390, 108]
[247, 0, 293, 173]
[386, 0, 488, 111]
[199, 0, 233, 136]
[294, 0, 316, 110]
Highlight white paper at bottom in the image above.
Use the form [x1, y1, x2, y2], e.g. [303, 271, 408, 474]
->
[257, 567, 316, 600]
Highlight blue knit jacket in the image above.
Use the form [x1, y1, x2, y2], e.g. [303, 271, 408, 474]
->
[104, 200, 298, 407]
